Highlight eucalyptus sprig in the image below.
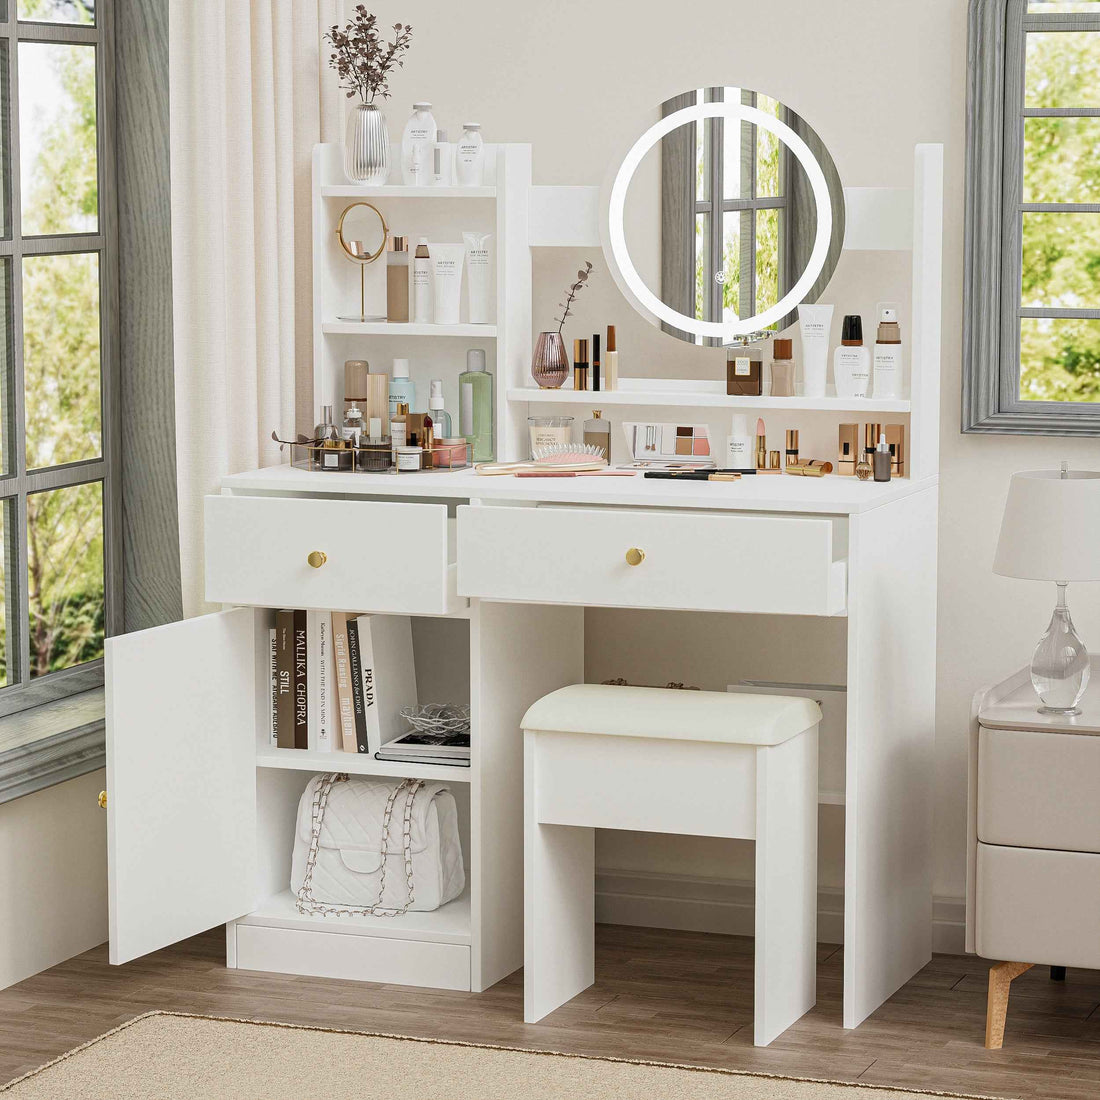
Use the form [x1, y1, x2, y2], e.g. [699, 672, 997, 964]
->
[555, 262, 594, 335]
[325, 6, 413, 105]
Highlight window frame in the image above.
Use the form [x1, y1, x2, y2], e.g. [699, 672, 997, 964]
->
[0, 1, 119, 720]
[964, 0, 1100, 433]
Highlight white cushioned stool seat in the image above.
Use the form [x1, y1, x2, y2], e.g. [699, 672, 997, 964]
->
[522, 684, 821, 746]
[522, 682, 821, 1046]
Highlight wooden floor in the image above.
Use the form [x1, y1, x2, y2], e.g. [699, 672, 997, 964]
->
[3, 925, 1100, 1099]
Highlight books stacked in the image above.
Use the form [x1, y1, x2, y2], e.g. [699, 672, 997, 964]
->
[269, 612, 418, 756]
[375, 728, 471, 767]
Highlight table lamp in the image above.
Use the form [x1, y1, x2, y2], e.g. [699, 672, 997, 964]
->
[993, 465, 1100, 715]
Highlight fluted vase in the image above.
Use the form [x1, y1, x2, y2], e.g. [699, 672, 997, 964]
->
[345, 103, 389, 185]
[531, 331, 570, 388]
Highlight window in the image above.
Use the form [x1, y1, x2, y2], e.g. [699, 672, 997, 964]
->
[0, 0, 117, 719]
[964, 0, 1100, 432]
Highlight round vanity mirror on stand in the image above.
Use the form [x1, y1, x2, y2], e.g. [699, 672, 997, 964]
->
[601, 88, 845, 346]
[335, 200, 389, 322]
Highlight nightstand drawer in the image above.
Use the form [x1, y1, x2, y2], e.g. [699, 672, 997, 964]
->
[975, 843, 1100, 968]
[978, 726, 1100, 852]
[457, 504, 847, 615]
[204, 494, 464, 615]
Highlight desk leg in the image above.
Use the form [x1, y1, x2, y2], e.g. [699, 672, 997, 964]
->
[524, 734, 595, 1023]
[754, 730, 818, 1046]
[986, 961, 1033, 1049]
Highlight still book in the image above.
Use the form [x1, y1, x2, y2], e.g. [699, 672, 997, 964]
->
[274, 610, 295, 749]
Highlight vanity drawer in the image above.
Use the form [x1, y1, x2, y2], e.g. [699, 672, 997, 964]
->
[457, 505, 846, 615]
[233, 923, 471, 990]
[975, 843, 1100, 968]
[205, 494, 463, 615]
[978, 726, 1100, 853]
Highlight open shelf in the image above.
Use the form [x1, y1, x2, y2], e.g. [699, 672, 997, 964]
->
[323, 321, 497, 338]
[321, 184, 496, 199]
[508, 384, 910, 414]
[240, 886, 472, 945]
[257, 748, 471, 782]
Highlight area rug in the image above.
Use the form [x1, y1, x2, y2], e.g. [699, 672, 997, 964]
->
[0, 1012, 1004, 1100]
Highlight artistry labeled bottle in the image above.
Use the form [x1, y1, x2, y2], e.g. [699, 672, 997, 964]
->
[834, 315, 870, 398]
[873, 433, 892, 482]
[412, 239, 432, 323]
[872, 305, 903, 398]
[388, 358, 416, 417]
[386, 236, 410, 323]
[428, 378, 452, 437]
[725, 414, 754, 468]
[459, 348, 494, 462]
[455, 123, 485, 186]
[584, 410, 611, 461]
[402, 102, 437, 185]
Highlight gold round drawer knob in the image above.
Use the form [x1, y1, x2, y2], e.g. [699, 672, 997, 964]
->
[97, 790, 107, 809]
[625, 547, 645, 567]
[307, 551, 328, 569]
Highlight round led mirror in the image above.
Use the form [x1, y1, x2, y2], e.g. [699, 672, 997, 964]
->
[602, 88, 845, 345]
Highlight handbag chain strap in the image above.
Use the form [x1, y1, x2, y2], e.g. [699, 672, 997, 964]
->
[295, 773, 425, 918]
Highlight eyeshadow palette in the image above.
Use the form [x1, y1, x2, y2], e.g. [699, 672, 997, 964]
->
[620, 422, 714, 468]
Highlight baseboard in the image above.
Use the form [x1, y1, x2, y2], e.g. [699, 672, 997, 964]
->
[595, 868, 966, 955]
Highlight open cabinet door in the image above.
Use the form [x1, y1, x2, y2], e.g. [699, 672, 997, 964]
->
[106, 607, 257, 964]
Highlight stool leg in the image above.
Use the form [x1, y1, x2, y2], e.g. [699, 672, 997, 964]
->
[986, 961, 1033, 1049]
[753, 730, 818, 1046]
[525, 736, 595, 1023]
[1050, 965, 1066, 982]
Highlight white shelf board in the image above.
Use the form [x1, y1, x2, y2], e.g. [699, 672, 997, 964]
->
[240, 887, 471, 945]
[321, 184, 496, 199]
[507, 385, 910, 414]
[323, 321, 497, 338]
[257, 747, 472, 783]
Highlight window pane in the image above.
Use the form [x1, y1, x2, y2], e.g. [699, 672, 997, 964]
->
[755, 208, 780, 318]
[755, 94, 782, 199]
[1021, 211, 1100, 308]
[694, 211, 708, 320]
[23, 252, 101, 469]
[19, 42, 98, 236]
[18, 0, 94, 24]
[27, 480, 103, 679]
[1023, 118, 1100, 203]
[1020, 316, 1100, 400]
[695, 117, 707, 206]
[721, 115, 742, 201]
[720, 211, 742, 323]
[0, 499, 15, 688]
[1025, 32, 1100, 109]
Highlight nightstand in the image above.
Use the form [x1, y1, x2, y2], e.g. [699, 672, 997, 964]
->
[966, 660, 1100, 1048]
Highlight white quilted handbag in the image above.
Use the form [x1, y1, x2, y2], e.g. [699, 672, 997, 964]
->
[291, 773, 465, 916]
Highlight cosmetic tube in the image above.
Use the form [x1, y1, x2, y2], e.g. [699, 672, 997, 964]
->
[431, 243, 466, 325]
[798, 303, 833, 398]
[462, 232, 493, 325]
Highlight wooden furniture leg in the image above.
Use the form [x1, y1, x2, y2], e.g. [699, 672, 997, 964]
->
[985, 961, 1033, 1049]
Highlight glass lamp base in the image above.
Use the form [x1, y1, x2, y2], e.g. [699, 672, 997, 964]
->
[1030, 583, 1090, 716]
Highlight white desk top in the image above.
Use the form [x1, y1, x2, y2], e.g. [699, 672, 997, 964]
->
[222, 464, 937, 516]
[979, 660, 1100, 736]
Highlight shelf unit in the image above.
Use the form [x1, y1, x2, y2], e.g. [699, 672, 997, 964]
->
[257, 747, 472, 783]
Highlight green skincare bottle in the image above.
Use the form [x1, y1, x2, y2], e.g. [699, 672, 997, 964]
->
[459, 348, 494, 462]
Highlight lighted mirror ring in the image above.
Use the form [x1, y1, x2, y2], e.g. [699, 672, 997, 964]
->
[604, 101, 833, 341]
[335, 200, 388, 264]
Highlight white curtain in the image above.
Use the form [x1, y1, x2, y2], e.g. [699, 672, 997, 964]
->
[169, 0, 343, 617]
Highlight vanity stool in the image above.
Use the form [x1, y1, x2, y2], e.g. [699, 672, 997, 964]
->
[521, 683, 821, 1046]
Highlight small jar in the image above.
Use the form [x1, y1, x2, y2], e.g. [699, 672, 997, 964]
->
[528, 415, 574, 458]
[357, 439, 393, 471]
[431, 437, 471, 468]
[396, 445, 423, 472]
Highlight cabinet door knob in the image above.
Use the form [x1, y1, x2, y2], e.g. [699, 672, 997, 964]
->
[625, 547, 645, 567]
[98, 790, 107, 809]
[307, 551, 328, 569]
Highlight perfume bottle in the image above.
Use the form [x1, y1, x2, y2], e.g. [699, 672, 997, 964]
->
[429, 378, 452, 437]
[459, 348, 494, 462]
[343, 403, 365, 449]
[390, 401, 409, 463]
[873, 433, 892, 482]
[583, 410, 611, 461]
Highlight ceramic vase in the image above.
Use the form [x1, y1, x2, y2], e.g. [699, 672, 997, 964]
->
[345, 103, 389, 185]
[531, 331, 569, 389]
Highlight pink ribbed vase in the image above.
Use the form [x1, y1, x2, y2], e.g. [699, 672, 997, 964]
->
[531, 331, 569, 388]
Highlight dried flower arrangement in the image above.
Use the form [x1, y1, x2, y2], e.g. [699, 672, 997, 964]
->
[324, 6, 413, 105]
[555, 262, 594, 334]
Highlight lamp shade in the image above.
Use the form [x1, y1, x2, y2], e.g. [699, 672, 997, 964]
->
[993, 469, 1100, 581]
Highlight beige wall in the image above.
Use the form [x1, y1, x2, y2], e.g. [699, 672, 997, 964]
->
[0, 770, 107, 989]
[311, 0, 1100, 906]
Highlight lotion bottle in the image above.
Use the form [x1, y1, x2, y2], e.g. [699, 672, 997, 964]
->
[388, 358, 416, 417]
[872, 306, 903, 398]
[401, 102, 437, 185]
[455, 123, 485, 186]
[834, 314, 870, 398]
[412, 238, 431, 323]
[725, 414, 753, 468]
